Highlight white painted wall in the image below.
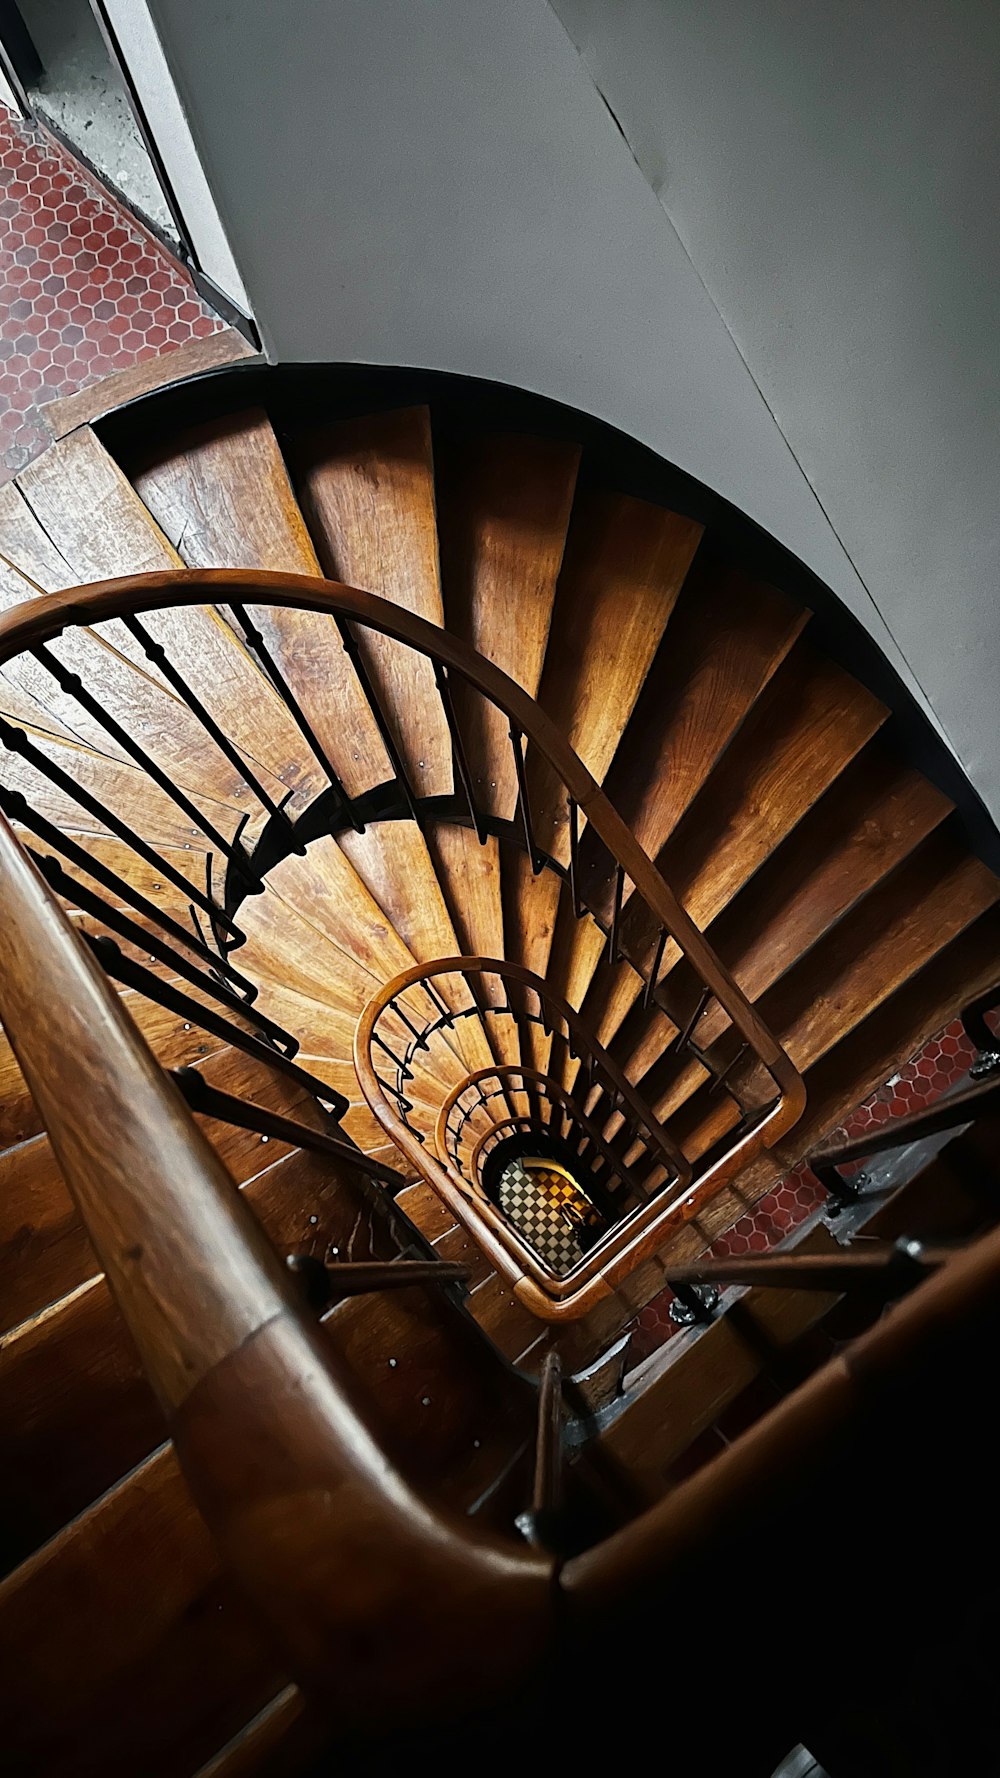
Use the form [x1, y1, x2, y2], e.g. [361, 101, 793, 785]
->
[113, 0, 999, 817]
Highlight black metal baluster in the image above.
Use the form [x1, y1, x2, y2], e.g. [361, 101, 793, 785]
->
[423, 978, 453, 1027]
[227, 602, 363, 833]
[34, 851, 290, 1048]
[702, 1040, 750, 1100]
[391, 998, 430, 1052]
[607, 863, 625, 964]
[336, 617, 421, 826]
[643, 927, 668, 1010]
[372, 1026, 411, 1078]
[508, 724, 543, 874]
[121, 614, 304, 852]
[672, 983, 713, 1058]
[87, 935, 349, 1115]
[31, 642, 257, 888]
[433, 662, 488, 844]
[0, 716, 242, 940]
[567, 798, 584, 919]
[0, 784, 256, 997]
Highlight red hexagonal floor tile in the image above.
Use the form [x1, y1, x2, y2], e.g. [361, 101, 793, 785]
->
[1, 104, 229, 479]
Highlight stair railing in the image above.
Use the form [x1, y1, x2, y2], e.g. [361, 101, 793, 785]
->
[0, 570, 804, 1156]
[439, 1064, 654, 1202]
[2, 805, 998, 1747]
[358, 955, 697, 1315]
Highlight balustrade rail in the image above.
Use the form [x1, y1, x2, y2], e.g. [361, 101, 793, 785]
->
[0, 570, 804, 1204]
[0, 800, 995, 1744]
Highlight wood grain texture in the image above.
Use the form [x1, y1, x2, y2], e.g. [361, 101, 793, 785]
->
[0, 1445, 283, 1778]
[654, 908, 1000, 1271]
[529, 491, 703, 864]
[437, 430, 580, 818]
[18, 429, 318, 799]
[600, 556, 806, 865]
[292, 406, 452, 797]
[424, 821, 524, 1079]
[662, 746, 954, 1051]
[43, 330, 256, 438]
[0, 1138, 406, 1571]
[658, 640, 887, 938]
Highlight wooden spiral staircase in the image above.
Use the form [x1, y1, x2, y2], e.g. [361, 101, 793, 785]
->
[1, 369, 999, 1775]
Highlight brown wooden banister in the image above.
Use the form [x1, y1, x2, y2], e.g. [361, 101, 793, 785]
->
[0, 810, 552, 1721]
[0, 568, 804, 1140]
[358, 955, 797, 1318]
[2, 806, 999, 1749]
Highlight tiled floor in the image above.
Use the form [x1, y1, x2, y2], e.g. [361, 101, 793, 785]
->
[0, 104, 225, 480]
[629, 1012, 995, 1365]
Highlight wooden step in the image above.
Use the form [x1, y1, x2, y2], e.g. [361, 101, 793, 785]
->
[0, 1146, 406, 1569]
[530, 490, 703, 862]
[657, 827, 999, 1156]
[573, 640, 889, 1062]
[0, 1445, 283, 1778]
[0, 1043, 339, 1336]
[1, 481, 287, 812]
[16, 427, 321, 804]
[658, 744, 954, 1058]
[436, 429, 580, 823]
[656, 906, 1000, 1269]
[291, 406, 453, 800]
[599, 552, 807, 869]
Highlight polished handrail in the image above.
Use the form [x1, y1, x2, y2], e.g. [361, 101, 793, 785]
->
[0, 809, 551, 1721]
[1, 806, 995, 1741]
[0, 568, 804, 1144]
[358, 955, 797, 1317]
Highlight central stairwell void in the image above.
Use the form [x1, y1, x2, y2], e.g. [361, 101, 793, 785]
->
[1, 363, 999, 1773]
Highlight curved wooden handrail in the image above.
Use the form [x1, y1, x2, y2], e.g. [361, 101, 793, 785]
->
[439, 1063, 649, 1200]
[1, 809, 996, 1749]
[0, 811, 552, 1722]
[0, 568, 804, 1141]
[359, 957, 698, 1313]
[358, 956, 796, 1317]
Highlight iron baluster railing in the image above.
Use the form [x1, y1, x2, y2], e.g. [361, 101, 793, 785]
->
[88, 933, 352, 1115]
[508, 723, 543, 875]
[643, 928, 668, 1011]
[336, 617, 422, 828]
[120, 613, 304, 850]
[608, 864, 625, 966]
[29, 641, 258, 889]
[0, 783, 257, 999]
[567, 798, 584, 920]
[34, 850, 290, 1047]
[171, 1066, 403, 1185]
[0, 714, 243, 941]
[227, 601, 363, 833]
[433, 660, 488, 845]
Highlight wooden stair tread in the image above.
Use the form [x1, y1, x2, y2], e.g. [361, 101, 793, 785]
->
[530, 490, 703, 864]
[0, 1444, 283, 1778]
[1, 481, 281, 809]
[17, 427, 322, 803]
[601, 555, 807, 864]
[0, 1145, 404, 1569]
[436, 429, 580, 821]
[664, 747, 954, 1047]
[291, 406, 452, 799]
[657, 641, 887, 933]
